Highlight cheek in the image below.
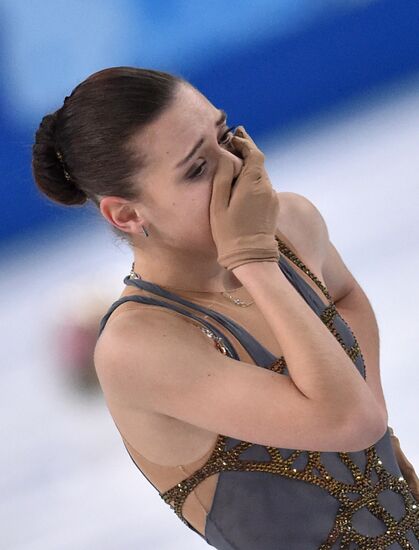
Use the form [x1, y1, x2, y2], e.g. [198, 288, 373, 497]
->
[186, 184, 212, 208]
[169, 185, 212, 230]
[186, 189, 213, 228]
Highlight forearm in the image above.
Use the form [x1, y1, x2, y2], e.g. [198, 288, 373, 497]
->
[333, 283, 388, 423]
[233, 261, 382, 427]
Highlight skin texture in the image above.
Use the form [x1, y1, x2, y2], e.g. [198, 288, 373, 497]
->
[97, 85, 419, 499]
[99, 82, 249, 293]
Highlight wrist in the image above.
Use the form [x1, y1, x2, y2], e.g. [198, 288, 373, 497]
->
[232, 259, 280, 282]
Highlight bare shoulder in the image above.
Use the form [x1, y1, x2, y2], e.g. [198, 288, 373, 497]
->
[94, 271, 383, 453]
[94, 304, 192, 374]
[276, 191, 329, 268]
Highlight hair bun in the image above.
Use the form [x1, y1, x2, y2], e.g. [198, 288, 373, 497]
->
[32, 112, 87, 206]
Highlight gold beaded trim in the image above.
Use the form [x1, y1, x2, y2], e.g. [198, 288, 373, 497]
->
[275, 235, 334, 305]
[157, 237, 419, 547]
[160, 350, 419, 547]
[161, 429, 419, 548]
[276, 235, 368, 380]
[321, 303, 367, 379]
[193, 239, 367, 378]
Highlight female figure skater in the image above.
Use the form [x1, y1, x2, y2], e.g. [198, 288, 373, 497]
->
[32, 67, 418, 549]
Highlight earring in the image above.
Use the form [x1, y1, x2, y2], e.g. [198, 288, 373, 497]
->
[141, 225, 149, 237]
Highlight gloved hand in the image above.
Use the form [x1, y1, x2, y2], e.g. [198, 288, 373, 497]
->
[209, 126, 280, 272]
[388, 426, 419, 502]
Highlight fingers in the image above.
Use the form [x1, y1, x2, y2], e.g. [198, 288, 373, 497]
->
[210, 154, 235, 213]
[231, 126, 265, 163]
[210, 125, 269, 218]
[229, 127, 267, 194]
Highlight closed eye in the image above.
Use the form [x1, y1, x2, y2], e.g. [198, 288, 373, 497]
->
[187, 126, 237, 180]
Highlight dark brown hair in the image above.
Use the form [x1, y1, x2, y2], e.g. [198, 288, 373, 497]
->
[32, 66, 185, 243]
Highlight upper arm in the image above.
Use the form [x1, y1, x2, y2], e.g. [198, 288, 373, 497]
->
[321, 240, 360, 303]
[94, 307, 383, 453]
[276, 192, 387, 422]
[276, 191, 358, 302]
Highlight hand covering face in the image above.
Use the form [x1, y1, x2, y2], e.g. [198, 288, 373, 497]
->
[209, 126, 280, 271]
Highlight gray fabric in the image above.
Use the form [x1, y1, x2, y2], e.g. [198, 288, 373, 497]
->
[204, 429, 411, 549]
[98, 256, 419, 549]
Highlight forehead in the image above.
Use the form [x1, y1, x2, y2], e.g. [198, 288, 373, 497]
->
[136, 84, 220, 171]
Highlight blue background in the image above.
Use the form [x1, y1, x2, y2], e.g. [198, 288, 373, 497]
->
[2, 0, 419, 244]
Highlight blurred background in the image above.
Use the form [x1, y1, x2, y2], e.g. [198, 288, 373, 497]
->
[2, 1, 419, 548]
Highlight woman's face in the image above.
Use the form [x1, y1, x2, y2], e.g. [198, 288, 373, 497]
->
[127, 82, 243, 253]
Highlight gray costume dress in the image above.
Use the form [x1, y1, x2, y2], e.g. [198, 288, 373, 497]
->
[97, 237, 419, 549]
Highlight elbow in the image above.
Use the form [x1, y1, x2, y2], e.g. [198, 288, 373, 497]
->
[340, 407, 388, 453]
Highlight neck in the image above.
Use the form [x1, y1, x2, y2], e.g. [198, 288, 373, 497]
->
[131, 247, 243, 293]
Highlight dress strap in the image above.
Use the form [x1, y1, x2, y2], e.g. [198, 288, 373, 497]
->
[98, 294, 240, 360]
[120, 276, 280, 368]
[275, 235, 333, 304]
[98, 236, 331, 369]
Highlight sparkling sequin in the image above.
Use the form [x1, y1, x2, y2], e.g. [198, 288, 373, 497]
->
[158, 237, 419, 548]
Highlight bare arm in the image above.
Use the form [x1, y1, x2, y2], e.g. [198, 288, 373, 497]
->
[232, 260, 387, 443]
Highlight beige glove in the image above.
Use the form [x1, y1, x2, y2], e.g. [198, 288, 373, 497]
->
[209, 126, 280, 271]
[388, 426, 419, 502]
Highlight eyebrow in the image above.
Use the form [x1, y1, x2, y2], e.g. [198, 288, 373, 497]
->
[175, 109, 227, 170]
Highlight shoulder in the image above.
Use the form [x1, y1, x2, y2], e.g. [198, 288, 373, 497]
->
[275, 191, 329, 267]
[276, 191, 359, 303]
[95, 299, 210, 378]
[97, 300, 191, 352]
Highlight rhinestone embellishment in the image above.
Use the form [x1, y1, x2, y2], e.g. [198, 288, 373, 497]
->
[157, 237, 419, 547]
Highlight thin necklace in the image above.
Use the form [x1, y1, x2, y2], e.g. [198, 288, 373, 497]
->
[220, 288, 254, 308]
[128, 263, 254, 307]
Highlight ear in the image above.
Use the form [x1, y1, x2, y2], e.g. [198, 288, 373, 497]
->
[99, 196, 143, 235]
